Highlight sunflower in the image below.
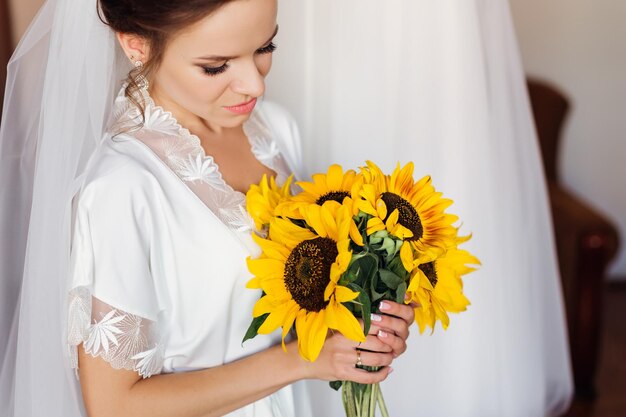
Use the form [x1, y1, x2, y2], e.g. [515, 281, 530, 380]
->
[359, 161, 458, 269]
[407, 242, 480, 333]
[247, 201, 366, 361]
[246, 174, 294, 231]
[276, 164, 364, 246]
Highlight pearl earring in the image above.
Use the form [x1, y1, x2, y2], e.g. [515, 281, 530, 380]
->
[133, 59, 149, 91]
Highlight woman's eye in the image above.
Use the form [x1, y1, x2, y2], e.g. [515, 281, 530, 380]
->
[202, 63, 229, 77]
[256, 42, 277, 55]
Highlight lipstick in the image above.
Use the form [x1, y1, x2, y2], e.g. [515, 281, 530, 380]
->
[224, 97, 257, 114]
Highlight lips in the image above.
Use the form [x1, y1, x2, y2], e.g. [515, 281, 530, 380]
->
[224, 97, 257, 114]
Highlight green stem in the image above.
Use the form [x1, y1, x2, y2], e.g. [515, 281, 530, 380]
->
[342, 381, 358, 417]
[368, 383, 377, 417]
[377, 383, 389, 417]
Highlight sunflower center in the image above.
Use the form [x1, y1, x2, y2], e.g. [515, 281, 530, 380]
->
[381, 192, 423, 241]
[284, 237, 337, 312]
[316, 191, 350, 206]
[419, 262, 438, 288]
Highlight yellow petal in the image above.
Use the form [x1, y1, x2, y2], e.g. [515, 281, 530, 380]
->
[252, 233, 290, 261]
[366, 217, 385, 235]
[400, 241, 414, 273]
[376, 199, 388, 219]
[253, 295, 277, 317]
[349, 220, 364, 246]
[280, 301, 300, 351]
[320, 205, 339, 241]
[258, 301, 291, 334]
[247, 258, 284, 279]
[327, 164, 345, 190]
[246, 276, 262, 289]
[306, 311, 329, 362]
[334, 285, 360, 303]
[325, 300, 366, 342]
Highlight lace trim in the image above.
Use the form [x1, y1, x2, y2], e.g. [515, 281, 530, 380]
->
[67, 286, 164, 379]
[108, 85, 291, 235]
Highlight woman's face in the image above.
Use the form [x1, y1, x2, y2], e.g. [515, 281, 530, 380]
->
[150, 0, 278, 130]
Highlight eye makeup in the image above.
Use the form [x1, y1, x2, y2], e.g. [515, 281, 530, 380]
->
[201, 42, 277, 77]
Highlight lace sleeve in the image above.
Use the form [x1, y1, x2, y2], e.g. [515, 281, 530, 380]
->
[66, 164, 165, 379]
[67, 287, 163, 379]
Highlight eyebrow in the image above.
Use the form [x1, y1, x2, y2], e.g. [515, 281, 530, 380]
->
[196, 24, 279, 61]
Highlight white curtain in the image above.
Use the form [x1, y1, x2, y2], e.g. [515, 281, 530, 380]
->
[266, 0, 574, 415]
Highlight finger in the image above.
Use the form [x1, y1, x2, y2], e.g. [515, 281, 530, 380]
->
[376, 329, 407, 357]
[370, 313, 410, 340]
[379, 300, 415, 325]
[357, 334, 392, 353]
[345, 366, 393, 385]
[356, 350, 394, 368]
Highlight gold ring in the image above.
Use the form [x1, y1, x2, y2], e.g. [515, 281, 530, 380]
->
[356, 350, 362, 367]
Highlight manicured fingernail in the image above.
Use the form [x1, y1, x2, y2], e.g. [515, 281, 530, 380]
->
[378, 330, 388, 338]
[379, 301, 390, 311]
[388, 366, 394, 374]
[404, 293, 410, 302]
[371, 313, 382, 322]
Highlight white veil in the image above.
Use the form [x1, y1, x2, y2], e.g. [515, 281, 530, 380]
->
[0, 0, 129, 415]
[267, 0, 574, 415]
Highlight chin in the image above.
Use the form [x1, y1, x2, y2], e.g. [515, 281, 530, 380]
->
[221, 112, 253, 128]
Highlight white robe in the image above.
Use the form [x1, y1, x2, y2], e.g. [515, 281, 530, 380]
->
[66, 87, 313, 417]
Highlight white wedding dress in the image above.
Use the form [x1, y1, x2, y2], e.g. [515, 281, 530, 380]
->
[65, 86, 312, 417]
[267, 0, 574, 416]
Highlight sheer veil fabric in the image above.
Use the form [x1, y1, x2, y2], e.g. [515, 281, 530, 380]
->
[266, 0, 574, 415]
[0, 0, 142, 415]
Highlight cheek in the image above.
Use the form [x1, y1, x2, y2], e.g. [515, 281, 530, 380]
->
[256, 54, 273, 77]
[157, 62, 230, 110]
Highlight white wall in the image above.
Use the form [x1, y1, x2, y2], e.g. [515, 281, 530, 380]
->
[510, 0, 626, 279]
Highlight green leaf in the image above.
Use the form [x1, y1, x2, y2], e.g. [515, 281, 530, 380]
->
[338, 268, 358, 286]
[329, 380, 343, 391]
[388, 255, 410, 279]
[353, 253, 379, 287]
[356, 290, 372, 334]
[241, 313, 269, 345]
[379, 269, 403, 289]
[395, 239, 404, 251]
[381, 238, 395, 257]
[372, 230, 389, 239]
[395, 282, 408, 304]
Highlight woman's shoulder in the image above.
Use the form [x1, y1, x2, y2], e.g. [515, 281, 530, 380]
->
[76, 134, 162, 209]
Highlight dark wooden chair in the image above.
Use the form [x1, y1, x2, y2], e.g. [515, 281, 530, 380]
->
[527, 78, 620, 399]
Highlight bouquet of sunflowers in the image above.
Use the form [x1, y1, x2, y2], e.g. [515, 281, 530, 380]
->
[243, 161, 479, 417]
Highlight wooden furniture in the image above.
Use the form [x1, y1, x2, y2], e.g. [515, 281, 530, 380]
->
[527, 78, 620, 398]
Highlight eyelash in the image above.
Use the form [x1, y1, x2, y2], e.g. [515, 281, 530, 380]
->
[202, 42, 277, 77]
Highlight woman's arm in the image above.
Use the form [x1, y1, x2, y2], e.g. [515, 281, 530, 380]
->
[78, 300, 413, 417]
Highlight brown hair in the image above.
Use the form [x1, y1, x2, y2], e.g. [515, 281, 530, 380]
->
[97, 0, 234, 121]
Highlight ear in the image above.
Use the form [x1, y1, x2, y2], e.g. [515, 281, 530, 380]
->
[116, 33, 150, 64]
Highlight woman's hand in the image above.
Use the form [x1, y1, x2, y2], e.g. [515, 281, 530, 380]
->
[370, 300, 416, 358]
[299, 300, 416, 384]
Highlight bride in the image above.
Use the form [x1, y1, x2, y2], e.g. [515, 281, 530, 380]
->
[0, 0, 416, 416]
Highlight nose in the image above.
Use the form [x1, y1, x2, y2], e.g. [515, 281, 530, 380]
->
[230, 59, 265, 98]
